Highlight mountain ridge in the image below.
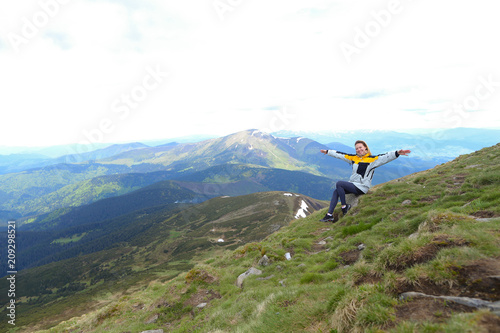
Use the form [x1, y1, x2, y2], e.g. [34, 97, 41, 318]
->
[0, 129, 442, 223]
[0, 142, 150, 175]
[5, 143, 498, 332]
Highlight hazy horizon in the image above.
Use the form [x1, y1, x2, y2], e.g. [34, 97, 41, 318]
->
[1, 1, 499, 147]
[0, 127, 498, 156]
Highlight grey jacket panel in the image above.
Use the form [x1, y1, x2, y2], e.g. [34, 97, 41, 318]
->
[326, 149, 399, 193]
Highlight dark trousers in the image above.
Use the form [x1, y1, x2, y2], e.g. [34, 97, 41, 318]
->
[328, 181, 364, 214]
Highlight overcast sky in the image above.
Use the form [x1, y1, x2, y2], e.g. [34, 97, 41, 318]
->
[1, 0, 499, 147]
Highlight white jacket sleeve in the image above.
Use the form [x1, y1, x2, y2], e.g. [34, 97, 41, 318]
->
[326, 150, 353, 164]
[371, 151, 399, 168]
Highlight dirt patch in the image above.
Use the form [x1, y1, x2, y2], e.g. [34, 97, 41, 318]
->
[308, 242, 326, 254]
[306, 237, 333, 254]
[394, 257, 500, 302]
[393, 297, 474, 325]
[451, 174, 467, 185]
[388, 235, 468, 271]
[184, 289, 221, 307]
[310, 228, 332, 236]
[151, 299, 171, 310]
[419, 195, 440, 203]
[278, 299, 297, 308]
[392, 297, 500, 332]
[132, 302, 145, 311]
[478, 312, 500, 333]
[354, 272, 382, 286]
[395, 277, 453, 297]
[453, 258, 500, 301]
[471, 210, 498, 218]
[390, 212, 405, 222]
[339, 249, 360, 265]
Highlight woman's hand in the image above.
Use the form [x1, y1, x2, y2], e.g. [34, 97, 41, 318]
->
[398, 149, 411, 156]
[320, 149, 328, 154]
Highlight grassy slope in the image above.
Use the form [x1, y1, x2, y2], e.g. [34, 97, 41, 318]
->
[1, 192, 326, 332]
[30, 143, 500, 333]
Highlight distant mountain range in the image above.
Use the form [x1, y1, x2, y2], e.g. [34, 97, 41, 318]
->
[0, 129, 448, 223]
[3, 127, 497, 174]
[0, 142, 150, 174]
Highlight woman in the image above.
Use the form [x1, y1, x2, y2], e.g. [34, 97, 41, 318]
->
[319, 140, 411, 222]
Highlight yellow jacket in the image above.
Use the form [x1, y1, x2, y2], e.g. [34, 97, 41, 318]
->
[326, 150, 400, 193]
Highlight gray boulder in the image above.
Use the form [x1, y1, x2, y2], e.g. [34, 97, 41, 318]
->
[346, 193, 360, 207]
[236, 267, 262, 288]
[399, 292, 500, 314]
[258, 255, 269, 266]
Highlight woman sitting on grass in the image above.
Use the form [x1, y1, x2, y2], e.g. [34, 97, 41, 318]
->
[319, 140, 411, 222]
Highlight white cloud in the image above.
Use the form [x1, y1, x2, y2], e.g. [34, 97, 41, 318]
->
[0, 0, 498, 146]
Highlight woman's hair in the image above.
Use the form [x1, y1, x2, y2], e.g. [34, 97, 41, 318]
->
[355, 140, 372, 155]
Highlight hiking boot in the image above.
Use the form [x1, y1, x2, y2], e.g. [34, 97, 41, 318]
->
[320, 213, 334, 222]
[341, 204, 351, 216]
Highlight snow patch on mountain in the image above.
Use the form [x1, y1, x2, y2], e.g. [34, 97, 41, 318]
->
[295, 200, 309, 219]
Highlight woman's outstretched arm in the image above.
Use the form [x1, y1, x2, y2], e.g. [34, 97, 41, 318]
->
[320, 149, 353, 163]
[371, 149, 411, 168]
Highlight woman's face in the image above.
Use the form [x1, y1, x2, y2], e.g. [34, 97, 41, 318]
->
[355, 143, 367, 157]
